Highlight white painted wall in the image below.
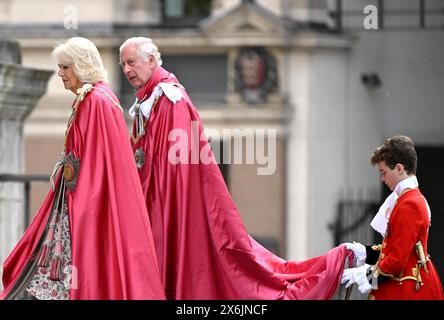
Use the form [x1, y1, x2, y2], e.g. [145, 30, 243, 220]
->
[379, 31, 444, 145]
[287, 19, 444, 260]
[343, 32, 385, 196]
[211, 0, 240, 16]
[285, 49, 311, 260]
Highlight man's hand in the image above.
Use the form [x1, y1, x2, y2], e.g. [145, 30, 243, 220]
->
[343, 242, 366, 267]
[341, 264, 373, 294]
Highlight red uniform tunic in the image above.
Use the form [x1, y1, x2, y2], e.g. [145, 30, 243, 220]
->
[371, 188, 444, 300]
[131, 67, 350, 300]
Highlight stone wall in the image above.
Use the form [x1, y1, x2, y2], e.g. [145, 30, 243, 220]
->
[0, 41, 52, 290]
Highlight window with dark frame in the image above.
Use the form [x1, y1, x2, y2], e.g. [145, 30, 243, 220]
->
[161, 54, 228, 105]
[162, 0, 212, 27]
[119, 53, 228, 109]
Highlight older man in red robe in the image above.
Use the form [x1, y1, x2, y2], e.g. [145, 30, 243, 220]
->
[119, 37, 350, 300]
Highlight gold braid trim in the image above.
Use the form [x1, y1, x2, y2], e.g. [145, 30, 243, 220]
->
[391, 276, 418, 282]
[93, 87, 123, 112]
[372, 239, 431, 291]
[65, 84, 122, 146]
[373, 264, 394, 278]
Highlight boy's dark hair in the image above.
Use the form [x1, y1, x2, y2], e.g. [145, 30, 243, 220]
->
[370, 135, 417, 175]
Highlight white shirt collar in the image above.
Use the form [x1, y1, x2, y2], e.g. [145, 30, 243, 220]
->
[128, 82, 183, 118]
[394, 175, 418, 196]
[370, 175, 430, 236]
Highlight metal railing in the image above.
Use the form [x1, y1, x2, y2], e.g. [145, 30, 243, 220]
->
[329, 199, 381, 246]
[0, 173, 49, 230]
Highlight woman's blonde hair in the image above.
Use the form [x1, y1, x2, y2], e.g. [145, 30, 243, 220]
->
[52, 37, 107, 84]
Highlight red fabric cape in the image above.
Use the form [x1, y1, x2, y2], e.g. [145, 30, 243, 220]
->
[1, 83, 165, 300]
[131, 68, 349, 299]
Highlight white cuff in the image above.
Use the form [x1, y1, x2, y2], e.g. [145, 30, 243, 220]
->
[354, 242, 367, 267]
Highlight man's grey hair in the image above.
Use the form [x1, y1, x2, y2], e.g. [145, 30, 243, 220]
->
[119, 37, 163, 66]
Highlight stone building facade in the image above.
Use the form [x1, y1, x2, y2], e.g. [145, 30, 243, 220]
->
[1, 1, 444, 286]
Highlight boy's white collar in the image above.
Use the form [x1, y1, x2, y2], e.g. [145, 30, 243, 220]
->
[370, 175, 431, 236]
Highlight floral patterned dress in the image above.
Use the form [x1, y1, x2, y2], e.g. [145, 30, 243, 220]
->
[25, 201, 72, 300]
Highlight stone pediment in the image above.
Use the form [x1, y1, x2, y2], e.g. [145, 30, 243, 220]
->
[199, 1, 289, 36]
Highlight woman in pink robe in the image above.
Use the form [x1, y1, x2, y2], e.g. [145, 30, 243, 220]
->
[0, 37, 165, 300]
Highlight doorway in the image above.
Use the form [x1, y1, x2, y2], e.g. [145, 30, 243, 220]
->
[415, 146, 444, 282]
[383, 146, 444, 281]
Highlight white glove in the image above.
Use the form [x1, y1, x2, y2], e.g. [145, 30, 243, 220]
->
[357, 275, 372, 294]
[341, 264, 373, 294]
[343, 242, 366, 267]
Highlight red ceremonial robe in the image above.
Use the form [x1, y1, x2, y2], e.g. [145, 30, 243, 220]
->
[131, 67, 349, 299]
[371, 189, 444, 300]
[1, 82, 165, 300]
